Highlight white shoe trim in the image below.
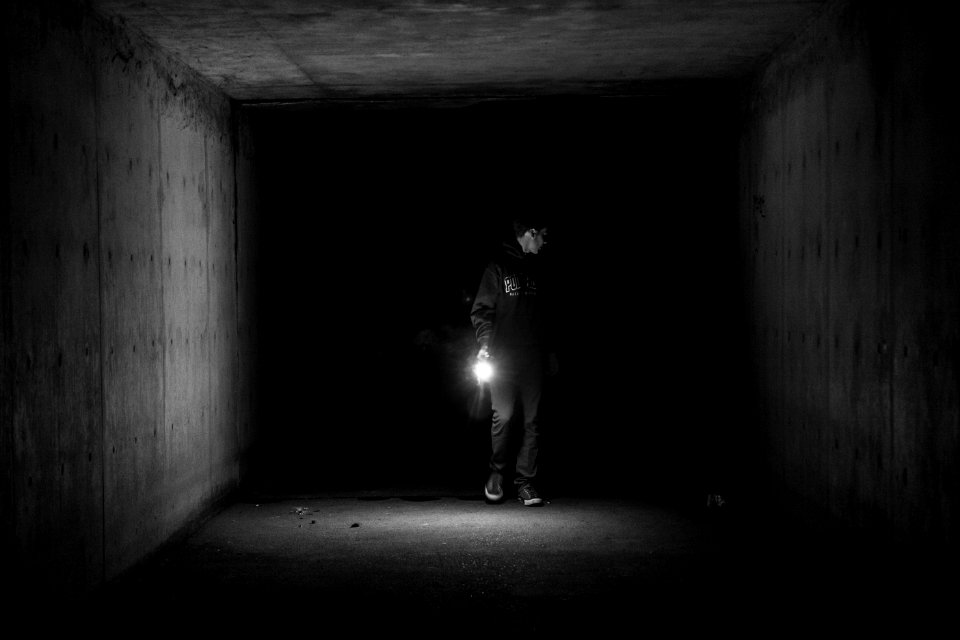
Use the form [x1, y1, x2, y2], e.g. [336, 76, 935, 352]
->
[484, 486, 503, 501]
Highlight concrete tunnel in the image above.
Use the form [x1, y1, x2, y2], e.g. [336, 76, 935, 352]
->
[2, 0, 958, 631]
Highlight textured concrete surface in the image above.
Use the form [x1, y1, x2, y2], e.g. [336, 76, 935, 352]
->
[90, 0, 828, 101]
[63, 491, 957, 635]
[3, 0, 259, 593]
[738, 1, 960, 547]
[4, 0, 104, 592]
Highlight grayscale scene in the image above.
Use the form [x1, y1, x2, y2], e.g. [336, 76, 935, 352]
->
[3, 0, 957, 634]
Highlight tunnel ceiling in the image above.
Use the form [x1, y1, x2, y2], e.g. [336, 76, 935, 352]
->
[91, 0, 828, 104]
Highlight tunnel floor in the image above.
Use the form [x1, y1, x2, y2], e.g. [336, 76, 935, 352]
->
[57, 484, 954, 635]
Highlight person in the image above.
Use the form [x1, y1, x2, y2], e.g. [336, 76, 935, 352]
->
[470, 217, 556, 506]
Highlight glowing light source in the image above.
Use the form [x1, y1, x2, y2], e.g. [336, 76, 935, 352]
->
[473, 359, 494, 384]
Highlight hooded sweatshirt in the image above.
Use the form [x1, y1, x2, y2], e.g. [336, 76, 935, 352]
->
[470, 240, 549, 353]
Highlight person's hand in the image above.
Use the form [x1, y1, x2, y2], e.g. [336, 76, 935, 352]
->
[478, 345, 491, 360]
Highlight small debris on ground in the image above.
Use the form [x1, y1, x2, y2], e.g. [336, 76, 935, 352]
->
[350, 522, 360, 528]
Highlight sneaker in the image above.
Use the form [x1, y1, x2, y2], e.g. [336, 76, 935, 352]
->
[517, 483, 543, 506]
[484, 472, 504, 502]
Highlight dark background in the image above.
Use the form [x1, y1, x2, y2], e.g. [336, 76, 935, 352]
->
[247, 95, 750, 501]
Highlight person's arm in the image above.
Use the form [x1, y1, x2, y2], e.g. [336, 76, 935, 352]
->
[470, 264, 499, 354]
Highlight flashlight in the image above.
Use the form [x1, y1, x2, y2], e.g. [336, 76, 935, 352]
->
[474, 347, 494, 384]
[474, 358, 494, 383]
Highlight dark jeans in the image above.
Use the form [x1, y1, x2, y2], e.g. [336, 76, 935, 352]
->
[489, 346, 544, 487]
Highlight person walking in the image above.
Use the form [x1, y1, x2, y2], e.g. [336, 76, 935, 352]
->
[470, 217, 556, 506]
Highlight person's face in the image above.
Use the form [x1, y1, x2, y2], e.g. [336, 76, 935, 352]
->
[520, 227, 548, 254]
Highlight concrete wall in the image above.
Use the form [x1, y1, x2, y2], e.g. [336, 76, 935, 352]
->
[2, 0, 259, 596]
[739, 0, 959, 548]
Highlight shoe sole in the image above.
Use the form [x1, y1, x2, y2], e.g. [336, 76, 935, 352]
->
[484, 488, 504, 502]
[520, 497, 543, 506]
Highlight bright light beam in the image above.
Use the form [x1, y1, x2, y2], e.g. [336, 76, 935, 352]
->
[473, 359, 494, 384]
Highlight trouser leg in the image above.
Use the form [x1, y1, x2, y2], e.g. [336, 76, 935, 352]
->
[488, 374, 516, 477]
[514, 352, 544, 486]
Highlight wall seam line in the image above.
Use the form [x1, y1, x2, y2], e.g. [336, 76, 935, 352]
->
[886, 50, 896, 537]
[822, 68, 832, 520]
[157, 102, 166, 539]
[779, 90, 787, 490]
[231, 109, 241, 483]
[204, 133, 212, 499]
[93, 43, 107, 586]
